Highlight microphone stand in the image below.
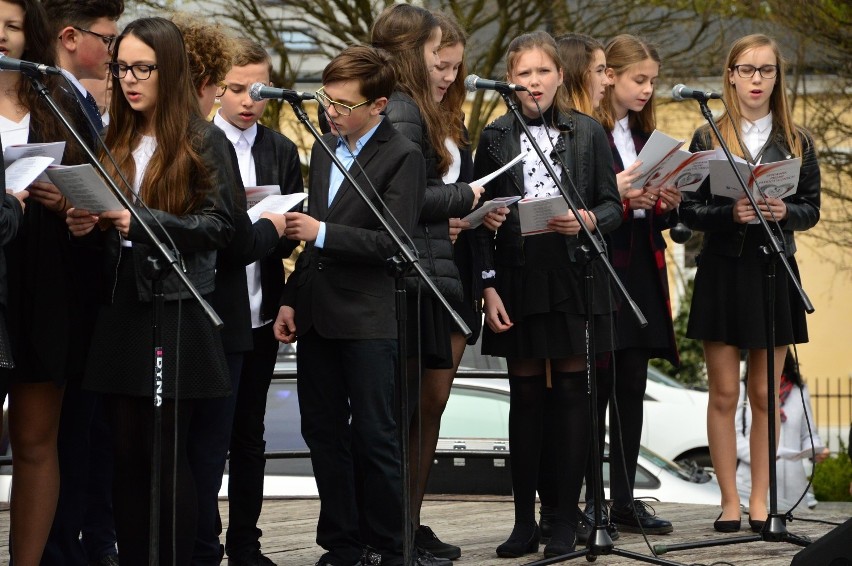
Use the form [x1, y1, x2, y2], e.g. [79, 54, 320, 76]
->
[485, 91, 681, 566]
[26, 73, 223, 565]
[652, 97, 812, 557]
[283, 97, 471, 566]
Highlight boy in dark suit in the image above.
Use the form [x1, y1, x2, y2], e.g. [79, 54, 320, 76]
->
[273, 45, 427, 566]
[209, 37, 304, 566]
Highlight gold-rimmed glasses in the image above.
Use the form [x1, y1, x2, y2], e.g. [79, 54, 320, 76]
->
[315, 87, 370, 116]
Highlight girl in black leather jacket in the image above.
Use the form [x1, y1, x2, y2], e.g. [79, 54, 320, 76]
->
[66, 18, 235, 563]
[473, 31, 621, 558]
[680, 33, 820, 533]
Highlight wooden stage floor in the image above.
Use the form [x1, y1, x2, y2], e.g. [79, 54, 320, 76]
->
[1, 497, 849, 564]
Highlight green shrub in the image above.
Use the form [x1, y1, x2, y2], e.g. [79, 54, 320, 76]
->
[812, 442, 852, 502]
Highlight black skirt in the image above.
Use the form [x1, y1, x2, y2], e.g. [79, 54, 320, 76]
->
[687, 229, 808, 348]
[85, 253, 230, 399]
[406, 292, 454, 370]
[482, 233, 615, 360]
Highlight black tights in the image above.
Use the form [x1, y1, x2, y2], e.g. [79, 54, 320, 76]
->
[508, 361, 589, 527]
[586, 348, 649, 508]
[105, 395, 197, 566]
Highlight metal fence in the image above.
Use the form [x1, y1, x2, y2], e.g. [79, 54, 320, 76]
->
[809, 376, 852, 455]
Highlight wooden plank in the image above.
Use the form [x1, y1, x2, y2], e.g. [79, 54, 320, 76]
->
[0, 498, 848, 564]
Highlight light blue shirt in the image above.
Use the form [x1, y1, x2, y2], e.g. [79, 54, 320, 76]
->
[316, 118, 383, 248]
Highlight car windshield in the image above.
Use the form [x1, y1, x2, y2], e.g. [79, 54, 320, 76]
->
[638, 443, 693, 482]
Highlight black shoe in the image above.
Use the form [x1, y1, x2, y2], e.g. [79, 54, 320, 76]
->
[713, 512, 741, 533]
[415, 525, 461, 560]
[228, 550, 277, 566]
[610, 501, 673, 535]
[575, 504, 620, 543]
[748, 517, 766, 533]
[539, 505, 556, 541]
[89, 555, 120, 566]
[495, 522, 541, 558]
[415, 548, 453, 566]
[543, 522, 576, 558]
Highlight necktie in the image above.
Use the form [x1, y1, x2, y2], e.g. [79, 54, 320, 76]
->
[84, 91, 104, 130]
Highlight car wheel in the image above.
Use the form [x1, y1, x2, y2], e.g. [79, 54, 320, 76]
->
[675, 448, 712, 470]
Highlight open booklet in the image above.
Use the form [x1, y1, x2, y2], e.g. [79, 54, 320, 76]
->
[709, 158, 801, 201]
[247, 191, 308, 223]
[632, 130, 716, 192]
[517, 194, 569, 236]
[4, 156, 55, 193]
[46, 164, 124, 213]
[4, 141, 65, 184]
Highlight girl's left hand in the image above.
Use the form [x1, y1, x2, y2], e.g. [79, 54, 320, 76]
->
[448, 217, 470, 244]
[99, 209, 132, 237]
[28, 181, 68, 215]
[548, 209, 596, 235]
[758, 197, 788, 221]
[658, 185, 682, 211]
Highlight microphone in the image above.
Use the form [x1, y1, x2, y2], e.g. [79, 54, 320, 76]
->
[671, 84, 722, 102]
[0, 53, 62, 77]
[249, 82, 315, 102]
[464, 74, 527, 93]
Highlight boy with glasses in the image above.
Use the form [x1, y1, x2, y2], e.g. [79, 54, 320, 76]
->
[273, 45, 430, 566]
[41, 3, 124, 565]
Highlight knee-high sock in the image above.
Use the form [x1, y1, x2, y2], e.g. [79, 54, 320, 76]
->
[550, 370, 590, 525]
[508, 374, 547, 525]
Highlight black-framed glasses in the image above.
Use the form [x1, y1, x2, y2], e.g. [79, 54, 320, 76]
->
[108, 62, 159, 81]
[72, 26, 116, 52]
[315, 87, 370, 116]
[732, 64, 778, 79]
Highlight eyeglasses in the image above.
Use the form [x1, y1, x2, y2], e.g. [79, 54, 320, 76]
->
[732, 64, 779, 80]
[72, 26, 116, 52]
[315, 87, 370, 116]
[108, 63, 159, 81]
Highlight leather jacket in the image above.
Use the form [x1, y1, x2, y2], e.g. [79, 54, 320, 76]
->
[681, 124, 820, 257]
[473, 109, 622, 275]
[100, 118, 236, 302]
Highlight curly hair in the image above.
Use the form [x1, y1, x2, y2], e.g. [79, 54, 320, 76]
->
[171, 13, 234, 92]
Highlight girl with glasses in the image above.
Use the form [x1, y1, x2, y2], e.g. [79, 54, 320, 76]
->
[681, 33, 821, 533]
[66, 17, 237, 564]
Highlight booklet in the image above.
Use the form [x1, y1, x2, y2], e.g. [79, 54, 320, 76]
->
[709, 158, 801, 201]
[247, 192, 308, 223]
[644, 149, 716, 192]
[777, 445, 825, 461]
[45, 164, 124, 213]
[4, 156, 55, 193]
[470, 152, 526, 188]
[632, 130, 685, 189]
[244, 185, 282, 209]
[461, 195, 521, 229]
[518, 194, 569, 236]
[3, 141, 66, 183]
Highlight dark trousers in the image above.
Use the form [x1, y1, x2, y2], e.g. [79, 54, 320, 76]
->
[586, 348, 650, 508]
[189, 353, 243, 564]
[225, 324, 279, 557]
[42, 385, 117, 565]
[297, 330, 403, 566]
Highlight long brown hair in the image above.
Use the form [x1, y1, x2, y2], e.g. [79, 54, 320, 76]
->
[505, 31, 572, 119]
[371, 4, 452, 175]
[432, 11, 468, 148]
[102, 17, 210, 215]
[716, 34, 802, 158]
[556, 33, 604, 116]
[599, 34, 660, 134]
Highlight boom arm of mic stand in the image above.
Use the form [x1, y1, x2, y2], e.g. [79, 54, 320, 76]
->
[697, 100, 814, 313]
[28, 76, 224, 328]
[498, 92, 647, 327]
[286, 101, 472, 339]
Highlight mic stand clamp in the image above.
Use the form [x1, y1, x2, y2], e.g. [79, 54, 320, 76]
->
[285, 99, 470, 566]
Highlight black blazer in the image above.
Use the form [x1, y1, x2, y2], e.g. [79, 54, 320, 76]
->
[210, 124, 303, 353]
[681, 124, 820, 258]
[281, 118, 425, 340]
